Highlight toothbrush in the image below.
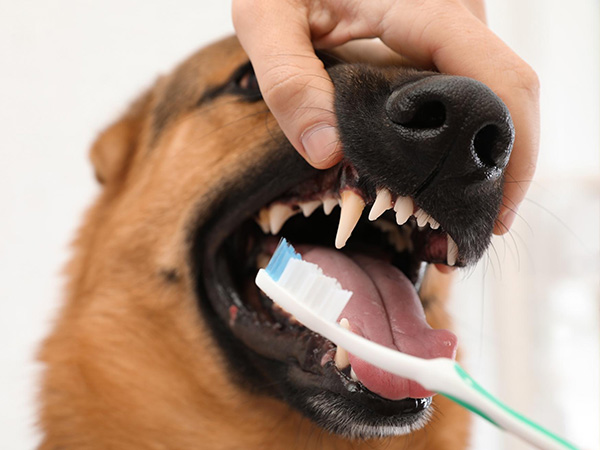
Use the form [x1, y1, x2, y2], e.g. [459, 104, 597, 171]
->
[255, 239, 579, 450]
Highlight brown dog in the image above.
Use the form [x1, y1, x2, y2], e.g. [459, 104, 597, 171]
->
[39, 36, 514, 449]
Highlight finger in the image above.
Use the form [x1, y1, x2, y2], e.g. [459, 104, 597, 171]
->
[232, 0, 342, 169]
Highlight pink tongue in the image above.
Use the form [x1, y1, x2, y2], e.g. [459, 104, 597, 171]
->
[300, 246, 457, 400]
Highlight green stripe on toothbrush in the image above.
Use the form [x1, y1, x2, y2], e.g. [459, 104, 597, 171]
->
[440, 363, 579, 450]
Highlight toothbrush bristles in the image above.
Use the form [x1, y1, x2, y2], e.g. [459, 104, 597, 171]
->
[265, 238, 301, 281]
[267, 239, 352, 323]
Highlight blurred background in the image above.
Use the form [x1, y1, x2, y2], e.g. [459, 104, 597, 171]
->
[0, 1, 597, 448]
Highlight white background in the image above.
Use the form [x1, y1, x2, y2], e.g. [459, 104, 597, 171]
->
[1, 1, 598, 449]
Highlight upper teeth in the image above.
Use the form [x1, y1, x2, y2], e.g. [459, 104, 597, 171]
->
[335, 190, 365, 249]
[368, 188, 393, 221]
[414, 208, 429, 227]
[255, 187, 459, 265]
[299, 200, 321, 217]
[394, 195, 413, 225]
[269, 203, 298, 234]
[322, 196, 339, 215]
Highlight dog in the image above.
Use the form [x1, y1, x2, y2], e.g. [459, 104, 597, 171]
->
[39, 36, 514, 449]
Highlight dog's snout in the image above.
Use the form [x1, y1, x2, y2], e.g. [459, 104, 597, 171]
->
[385, 76, 514, 174]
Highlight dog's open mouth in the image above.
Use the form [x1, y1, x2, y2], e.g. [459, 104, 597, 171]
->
[193, 155, 464, 437]
[245, 161, 459, 398]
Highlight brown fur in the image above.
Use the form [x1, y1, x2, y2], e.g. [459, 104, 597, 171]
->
[39, 37, 469, 449]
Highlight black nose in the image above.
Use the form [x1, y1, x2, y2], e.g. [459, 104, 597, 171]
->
[386, 76, 514, 176]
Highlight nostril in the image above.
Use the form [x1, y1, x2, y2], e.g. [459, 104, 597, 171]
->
[473, 124, 509, 168]
[395, 100, 446, 129]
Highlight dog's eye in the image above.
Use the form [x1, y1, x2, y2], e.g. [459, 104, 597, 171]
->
[231, 63, 262, 101]
[238, 70, 260, 92]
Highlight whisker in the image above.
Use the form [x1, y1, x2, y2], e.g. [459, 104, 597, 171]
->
[487, 241, 502, 280]
[499, 201, 533, 236]
[503, 172, 528, 194]
[506, 226, 535, 271]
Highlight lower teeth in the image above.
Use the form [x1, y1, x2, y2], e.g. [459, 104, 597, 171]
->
[333, 318, 351, 369]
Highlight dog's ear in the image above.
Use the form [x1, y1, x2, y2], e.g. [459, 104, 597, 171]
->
[90, 91, 152, 185]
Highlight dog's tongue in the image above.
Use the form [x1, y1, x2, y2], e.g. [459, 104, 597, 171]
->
[300, 246, 457, 400]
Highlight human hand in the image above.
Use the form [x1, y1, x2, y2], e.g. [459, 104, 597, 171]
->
[232, 0, 539, 235]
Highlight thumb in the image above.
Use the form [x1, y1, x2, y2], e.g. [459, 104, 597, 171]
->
[233, 0, 342, 169]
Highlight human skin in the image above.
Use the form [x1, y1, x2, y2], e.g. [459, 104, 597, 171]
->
[232, 0, 540, 234]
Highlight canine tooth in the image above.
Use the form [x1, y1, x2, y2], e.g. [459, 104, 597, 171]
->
[322, 196, 339, 215]
[335, 191, 365, 249]
[299, 200, 321, 217]
[256, 208, 271, 234]
[334, 319, 351, 369]
[414, 209, 430, 228]
[394, 196, 413, 225]
[350, 368, 359, 382]
[447, 235, 459, 266]
[368, 188, 393, 221]
[269, 204, 298, 234]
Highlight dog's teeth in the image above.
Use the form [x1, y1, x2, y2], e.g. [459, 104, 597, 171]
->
[368, 188, 393, 221]
[414, 209, 430, 228]
[335, 191, 365, 249]
[350, 368, 359, 382]
[447, 235, 458, 266]
[322, 196, 339, 215]
[269, 204, 298, 234]
[299, 200, 321, 217]
[334, 318, 351, 370]
[334, 348, 350, 370]
[256, 208, 271, 234]
[429, 217, 440, 229]
[394, 196, 413, 225]
[339, 318, 351, 330]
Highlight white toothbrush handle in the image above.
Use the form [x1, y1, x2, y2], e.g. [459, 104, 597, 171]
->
[256, 270, 579, 450]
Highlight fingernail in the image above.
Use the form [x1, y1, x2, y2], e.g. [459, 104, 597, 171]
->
[301, 123, 339, 165]
[494, 208, 518, 235]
